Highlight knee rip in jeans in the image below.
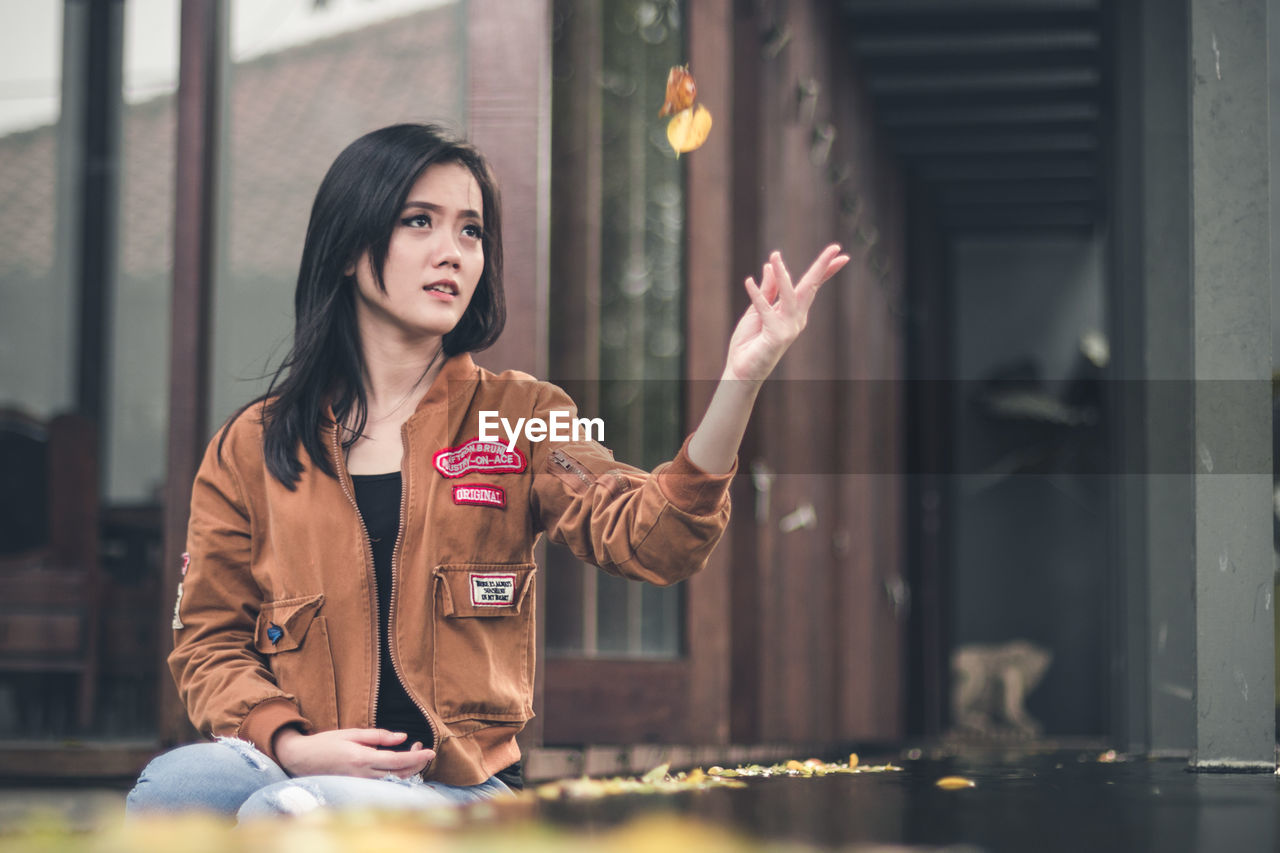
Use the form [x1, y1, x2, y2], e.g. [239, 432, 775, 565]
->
[214, 735, 272, 772]
[265, 782, 326, 815]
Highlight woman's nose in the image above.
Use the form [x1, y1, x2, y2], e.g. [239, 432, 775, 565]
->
[433, 234, 461, 268]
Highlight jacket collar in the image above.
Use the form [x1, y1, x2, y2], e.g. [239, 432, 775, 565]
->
[413, 352, 479, 413]
[324, 352, 480, 437]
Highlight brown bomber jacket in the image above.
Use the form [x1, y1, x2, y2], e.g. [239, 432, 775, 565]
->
[169, 354, 734, 786]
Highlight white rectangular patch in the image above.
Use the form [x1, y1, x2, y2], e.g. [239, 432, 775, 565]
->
[470, 573, 517, 607]
[171, 582, 185, 630]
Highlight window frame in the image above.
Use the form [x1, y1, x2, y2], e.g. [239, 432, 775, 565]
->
[538, 0, 734, 746]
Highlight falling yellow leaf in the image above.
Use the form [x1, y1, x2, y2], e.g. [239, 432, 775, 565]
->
[935, 776, 976, 790]
[667, 104, 713, 155]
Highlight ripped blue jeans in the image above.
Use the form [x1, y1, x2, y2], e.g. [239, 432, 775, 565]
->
[125, 738, 511, 821]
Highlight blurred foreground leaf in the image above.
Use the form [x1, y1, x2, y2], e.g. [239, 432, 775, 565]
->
[1, 810, 820, 853]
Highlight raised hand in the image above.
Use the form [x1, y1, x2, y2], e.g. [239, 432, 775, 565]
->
[686, 243, 849, 474]
[722, 244, 849, 383]
[273, 727, 435, 779]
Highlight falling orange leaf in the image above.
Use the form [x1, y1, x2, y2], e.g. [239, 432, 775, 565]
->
[659, 65, 697, 117]
[666, 104, 713, 156]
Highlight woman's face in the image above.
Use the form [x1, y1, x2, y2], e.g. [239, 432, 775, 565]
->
[351, 161, 485, 347]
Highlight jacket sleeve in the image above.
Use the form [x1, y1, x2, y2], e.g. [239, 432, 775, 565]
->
[167, 430, 310, 762]
[529, 382, 735, 585]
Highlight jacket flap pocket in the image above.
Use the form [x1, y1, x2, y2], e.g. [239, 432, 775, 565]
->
[436, 564, 535, 618]
[254, 593, 324, 653]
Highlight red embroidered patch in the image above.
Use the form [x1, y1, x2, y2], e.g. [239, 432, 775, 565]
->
[452, 483, 506, 508]
[433, 438, 528, 478]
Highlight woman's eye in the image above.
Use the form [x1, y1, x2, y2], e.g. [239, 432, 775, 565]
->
[402, 214, 430, 228]
[462, 224, 484, 240]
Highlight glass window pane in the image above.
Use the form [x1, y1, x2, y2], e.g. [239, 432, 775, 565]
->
[548, 0, 685, 659]
[212, 0, 470, 428]
[107, 0, 179, 505]
[595, 0, 685, 659]
[87, 0, 184, 740]
[0, 1, 69, 419]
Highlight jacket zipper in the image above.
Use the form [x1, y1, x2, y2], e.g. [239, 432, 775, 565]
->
[551, 448, 592, 486]
[386, 424, 441, 754]
[331, 425, 382, 728]
[332, 423, 441, 757]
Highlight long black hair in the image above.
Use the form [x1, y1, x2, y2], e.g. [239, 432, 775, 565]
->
[222, 123, 506, 488]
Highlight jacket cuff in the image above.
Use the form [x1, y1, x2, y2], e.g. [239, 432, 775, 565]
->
[656, 434, 737, 516]
[237, 696, 310, 764]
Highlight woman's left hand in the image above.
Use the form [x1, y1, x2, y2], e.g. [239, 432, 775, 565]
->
[722, 244, 849, 383]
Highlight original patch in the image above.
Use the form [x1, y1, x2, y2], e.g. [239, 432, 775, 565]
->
[452, 483, 506, 508]
[470, 573, 517, 607]
[433, 438, 528, 478]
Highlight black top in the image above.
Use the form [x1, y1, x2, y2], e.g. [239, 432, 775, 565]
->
[351, 471, 522, 790]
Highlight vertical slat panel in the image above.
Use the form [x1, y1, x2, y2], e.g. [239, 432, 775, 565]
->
[727, 0, 766, 744]
[737, 0, 908, 745]
[902, 176, 951, 738]
[158, 0, 223, 745]
[546, 0, 603, 657]
[75, 0, 123, 441]
[1187, 0, 1274, 770]
[685, 0, 735, 746]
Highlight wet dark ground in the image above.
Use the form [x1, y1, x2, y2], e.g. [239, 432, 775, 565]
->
[537, 748, 1280, 852]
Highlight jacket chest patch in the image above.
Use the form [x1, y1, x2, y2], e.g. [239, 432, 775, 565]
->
[433, 438, 528, 478]
[452, 483, 506, 508]
[171, 552, 191, 630]
[471, 573, 517, 606]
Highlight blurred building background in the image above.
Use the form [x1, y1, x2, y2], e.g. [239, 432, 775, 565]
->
[0, 0, 1274, 782]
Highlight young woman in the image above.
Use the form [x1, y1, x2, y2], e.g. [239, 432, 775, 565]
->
[126, 123, 848, 820]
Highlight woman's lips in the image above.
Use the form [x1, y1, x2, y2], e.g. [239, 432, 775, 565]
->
[424, 280, 458, 300]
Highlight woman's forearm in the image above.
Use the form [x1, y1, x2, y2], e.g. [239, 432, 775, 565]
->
[684, 244, 848, 475]
[685, 375, 764, 474]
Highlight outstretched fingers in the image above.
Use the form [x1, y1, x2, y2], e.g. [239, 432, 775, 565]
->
[795, 244, 849, 305]
[744, 245, 851, 323]
[771, 252, 798, 315]
[743, 273, 776, 324]
[756, 256, 779, 305]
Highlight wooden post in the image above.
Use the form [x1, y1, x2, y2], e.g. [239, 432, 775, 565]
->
[686, 0, 735, 747]
[158, 0, 224, 746]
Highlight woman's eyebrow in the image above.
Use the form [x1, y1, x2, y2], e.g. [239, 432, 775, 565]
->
[402, 200, 483, 222]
